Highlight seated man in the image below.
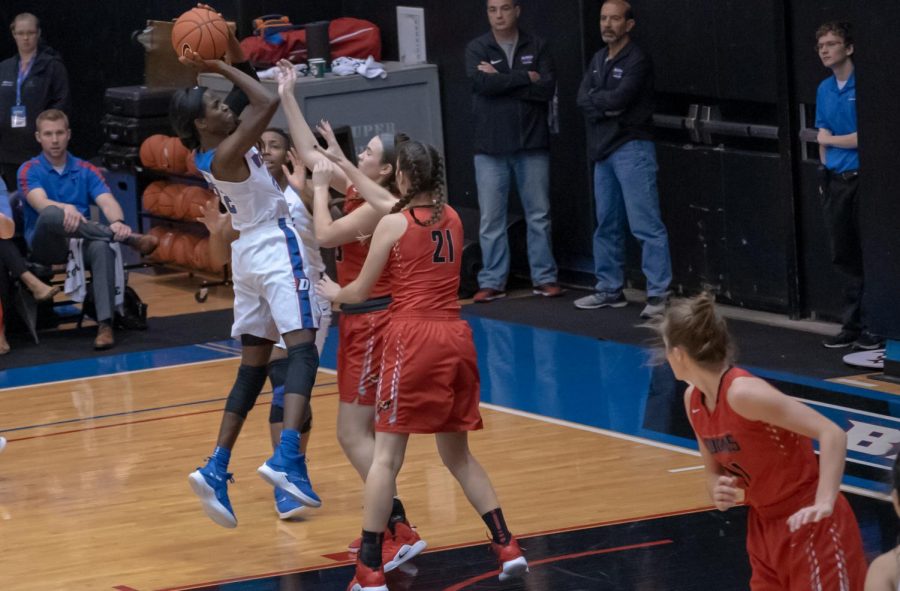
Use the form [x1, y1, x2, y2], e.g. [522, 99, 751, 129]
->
[17, 109, 157, 350]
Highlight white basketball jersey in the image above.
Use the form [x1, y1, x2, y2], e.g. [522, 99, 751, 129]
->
[195, 147, 290, 232]
[283, 185, 326, 279]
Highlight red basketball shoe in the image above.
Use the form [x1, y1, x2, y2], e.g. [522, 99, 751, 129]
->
[346, 561, 388, 591]
[384, 521, 428, 572]
[491, 536, 529, 581]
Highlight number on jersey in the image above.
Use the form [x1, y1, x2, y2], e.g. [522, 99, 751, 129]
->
[431, 229, 455, 263]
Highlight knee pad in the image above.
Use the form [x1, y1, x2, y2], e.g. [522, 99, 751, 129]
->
[284, 342, 319, 399]
[268, 357, 289, 409]
[224, 364, 268, 418]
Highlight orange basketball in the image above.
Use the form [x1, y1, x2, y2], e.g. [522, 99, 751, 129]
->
[183, 186, 216, 220]
[153, 230, 176, 262]
[142, 181, 167, 215]
[161, 137, 190, 174]
[171, 7, 229, 61]
[154, 185, 176, 218]
[193, 237, 211, 271]
[170, 184, 191, 220]
[139, 135, 167, 169]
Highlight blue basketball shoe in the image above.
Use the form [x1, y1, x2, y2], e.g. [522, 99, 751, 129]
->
[189, 459, 237, 528]
[274, 487, 307, 520]
[257, 449, 322, 508]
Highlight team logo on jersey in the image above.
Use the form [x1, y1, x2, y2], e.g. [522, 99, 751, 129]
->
[251, 152, 264, 168]
[520, 54, 534, 65]
[295, 278, 310, 292]
[612, 67, 624, 79]
[703, 434, 741, 454]
[378, 398, 393, 413]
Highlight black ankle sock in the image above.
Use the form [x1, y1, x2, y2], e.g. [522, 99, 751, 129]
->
[481, 507, 511, 545]
[359, 530, 384, 570]
[389, 497, 407, 530]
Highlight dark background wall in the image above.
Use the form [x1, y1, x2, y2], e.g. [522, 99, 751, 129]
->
[2, 1, 898, 336]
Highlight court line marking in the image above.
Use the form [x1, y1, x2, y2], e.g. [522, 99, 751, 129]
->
[442, 539, 674, 591]
[832, 378, 880, 389]
[668, 465, 704, 473]
[151, 506, 715, 591]
[479, 402, 702, 457]
[480, 402, 891, 501]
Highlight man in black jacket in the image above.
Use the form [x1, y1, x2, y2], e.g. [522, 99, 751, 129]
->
[0, 13, 70, 190]
[466, 0, 562, 303]
[575, 0, 671, 318]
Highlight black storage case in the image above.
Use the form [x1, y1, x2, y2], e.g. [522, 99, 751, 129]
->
[101, 114, 172, 146]
[103, 86, 178, 118]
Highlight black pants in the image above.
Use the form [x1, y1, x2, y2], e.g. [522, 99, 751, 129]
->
[0, 161, 22, 193]
[820, 171, 864, 333]
[0, 238, 29, 323]
[31, 205, 118, 323]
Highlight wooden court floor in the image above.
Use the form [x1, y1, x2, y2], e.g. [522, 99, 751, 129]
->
[0, 356, 715, 590]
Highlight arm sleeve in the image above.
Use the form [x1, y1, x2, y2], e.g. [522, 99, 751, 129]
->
[466, 41, 531, 97]
[510, 42, 556, 102]
[814, 84, 828, 130]
[580, 53, 649, 114]
[223, 61, 261, 117]
[18, 162, 43, 196]
[576, 58, 604, 122]
[48, 61, 71, 113]
[84, 162, 112, 204]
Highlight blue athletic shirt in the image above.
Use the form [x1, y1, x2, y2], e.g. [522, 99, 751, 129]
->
[815, 72, 859, 174]
[17, 152, 111, 246]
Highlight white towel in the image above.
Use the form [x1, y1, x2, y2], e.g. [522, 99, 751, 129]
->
[64, 239, 125, 313]
[331, 56, 387, 79]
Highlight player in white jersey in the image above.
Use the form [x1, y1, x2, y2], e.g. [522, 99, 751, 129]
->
[171, 50, 321, 529]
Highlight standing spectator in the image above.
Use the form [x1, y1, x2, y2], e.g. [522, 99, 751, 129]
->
[0, 13, 70, 191]
[18, 110, 157, 350]
[465, 0, 562, 303]
[815, 22, 881, 350]
[575, 0, 672, 319]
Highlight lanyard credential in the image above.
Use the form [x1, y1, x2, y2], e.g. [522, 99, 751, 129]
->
[16, 58, 35, 106]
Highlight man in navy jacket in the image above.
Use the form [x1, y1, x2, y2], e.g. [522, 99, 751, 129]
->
[466, 0, 562, 303]
[576, 0, 671, 319]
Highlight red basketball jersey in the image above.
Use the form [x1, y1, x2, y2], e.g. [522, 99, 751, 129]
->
[335, 185, 392, 297]
[688, 367, 820, 515]
[387, 205, 463, 316]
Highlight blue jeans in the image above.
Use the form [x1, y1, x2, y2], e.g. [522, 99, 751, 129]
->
[592, 140, 672, 297]
[475, 150, 557, 289]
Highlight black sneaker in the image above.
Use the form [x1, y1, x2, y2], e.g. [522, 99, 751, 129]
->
[822, 330, 859, 349]
[854, 331, 885, 351]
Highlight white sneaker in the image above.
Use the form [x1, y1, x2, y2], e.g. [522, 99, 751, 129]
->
[0, 436, 7, 454]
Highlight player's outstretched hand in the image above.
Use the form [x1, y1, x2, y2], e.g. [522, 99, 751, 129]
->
[712, 475, 739, 512]
[316, 274, 341, 302]
[315, 119, 347, 163]
[786, 502, 833, 533]
[197, 201, 229, 234]
[178, 49, 223, 72]
[276, 59, 297, 95]
[283, 148, 307, 194]
[312, 160, 335, 191]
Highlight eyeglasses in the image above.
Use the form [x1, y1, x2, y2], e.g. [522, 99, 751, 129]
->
[815, 40, 844, 52]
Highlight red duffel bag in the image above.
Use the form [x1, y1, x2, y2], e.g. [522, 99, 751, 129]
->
[240, 16, 382, 68]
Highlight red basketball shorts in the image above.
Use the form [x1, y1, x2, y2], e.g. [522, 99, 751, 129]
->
[374, 316, 483, 434]
[337, 308, 391, 405]
[746, 493, 866, 590]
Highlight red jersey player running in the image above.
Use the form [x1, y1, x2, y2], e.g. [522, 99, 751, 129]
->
[317, 141, 528, 591]
[659, 292, 866, 590]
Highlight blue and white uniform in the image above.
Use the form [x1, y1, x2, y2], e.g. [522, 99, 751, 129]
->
[195, 147, 319, 341]
[281, 185, 331, 354]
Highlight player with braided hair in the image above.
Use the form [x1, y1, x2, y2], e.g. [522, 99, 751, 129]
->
[317, 140, 528, 591]
[275, 60, 426, 568]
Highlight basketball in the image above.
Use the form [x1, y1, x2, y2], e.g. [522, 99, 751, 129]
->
[142, 181, 168, 215]
[171, 7, 230, 61]
[139, 135, 167, 169]
[183, 186, 216, 220]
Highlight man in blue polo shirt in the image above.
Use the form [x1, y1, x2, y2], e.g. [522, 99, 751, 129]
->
[815, 22, 881, 350]
[17, 109, 156, 349]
